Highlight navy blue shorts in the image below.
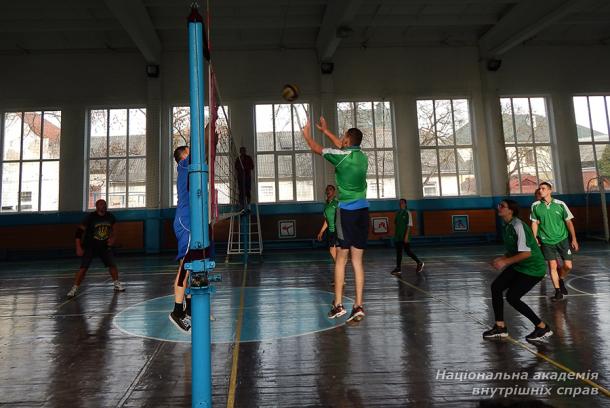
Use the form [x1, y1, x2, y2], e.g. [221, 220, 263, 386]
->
[336, 207, 369, 250]
[326, 231, 338, 247]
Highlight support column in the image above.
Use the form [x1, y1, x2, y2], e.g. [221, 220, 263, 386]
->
[58, 106, 86, 212]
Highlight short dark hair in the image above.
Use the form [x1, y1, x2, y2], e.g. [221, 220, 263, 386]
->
[346, 128, 363, 146]
[502, 199, 519, 217]
[399, 198, 407, 205]
[174, 146, 188, 164]
[539, 181, 553, 189]
[326, 184, 335, 191]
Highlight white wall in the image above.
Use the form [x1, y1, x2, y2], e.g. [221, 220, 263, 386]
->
[1, 44, 610, 211]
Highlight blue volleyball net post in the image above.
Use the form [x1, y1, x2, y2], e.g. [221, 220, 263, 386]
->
[187, 4, 219, 408]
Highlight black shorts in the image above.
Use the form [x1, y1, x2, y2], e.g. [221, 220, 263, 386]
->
[80, 244, 116, 269]
[326, 231, 338, 248]
[541, 238, 573, 261]
[336, 207, 369, 250]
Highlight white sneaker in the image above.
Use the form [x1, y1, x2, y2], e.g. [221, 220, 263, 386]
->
[113, 281, 125, 292]
[67, 285, 78, 298]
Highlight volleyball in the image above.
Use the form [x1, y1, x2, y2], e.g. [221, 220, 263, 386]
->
[281, 84, 299, 102]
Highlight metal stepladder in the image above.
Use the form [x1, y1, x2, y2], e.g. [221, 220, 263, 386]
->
[226, 203, 263, 262]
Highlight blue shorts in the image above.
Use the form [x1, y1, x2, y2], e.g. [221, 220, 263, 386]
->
[173, 215, 215, 261]
[336, 207, 369, 250]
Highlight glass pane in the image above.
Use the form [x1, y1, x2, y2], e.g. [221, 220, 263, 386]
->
[417, 100, 435, 146]
[459, 174, 477, 196]
[274, 104, 293, 151]
[128, 158, 146, 208]
[277, 155, 293, 201]
[172, 164, 178, 206]
[1, 163, 19, 212]
[278, 181, 293, 201]
[420, 149, 439, 197]
[374, 101, 393, 148]
[172, 106, 190, 151]
[506, 147, 520, 194]
[500, 98, 515, 144]
[257, 154, 275, 203]
[435, 100, 454, 146]
[255, 104, 274, 152]
[337, 102, 354, 137]
[3, 112, 22, 160]
[457, 148, 476, 195]
[377, 150, 395, 199]
[40, 161, 60, 211]
[512, 98, 533, 144]
[579, 145, 596, 190]
[366, 177, 378, 199]
[216, 105, 230, 154]
[530, 98, 550, 143]
[88, 159, 107, 209]
[518, 146, 537, 194]
[296, 180, 314, 201]
[90, 110, 107, 158]
[129, 108, 147, 156]
[356, 102, 374, 149]
[573, 96, 592, 142]
[536, 146, 555, 186]
[43, 111, 61, 160]
[453, 99, 471, 145]
[293, 104, 309, 150]
[20, 162, 40, 212]
[596, 144, 610, 178]
[367, 151, 377, 177]
[440, 175, 458, 197]
[589, 96, 609, 142]
[438, 149, 456, 173]
[295, 153, 313, 178]
[379, 177, 396, 199]
[108, 159, 126, 208]
[22, 111, 42, 160]
[109, 109, 127, 157]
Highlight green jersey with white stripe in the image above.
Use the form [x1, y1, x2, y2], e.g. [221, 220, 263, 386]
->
[502, 217, 547, 278]
[323, 198, 339, 232]
[322, 147, 368, 203]
[530, 198, 574, 245]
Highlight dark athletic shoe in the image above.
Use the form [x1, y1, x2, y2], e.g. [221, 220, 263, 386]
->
[551, 289, 564, 302]
[328, 304, 346, 319]
[169, 311, 191, 332]
[483, 324, 508, 339]
[559, 279, 568, 295]
[346, 305, 365, 323]
[526, 325, 553, 342]
[391, 267, 401, 276]
[416, 262, 425, 273]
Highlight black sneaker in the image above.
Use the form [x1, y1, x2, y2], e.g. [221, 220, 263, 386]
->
[526, 325, 553, 342]
[559, 279, 568, 295]
[416, 262, 425, 273]
[169, 311, 191, 332]
[346, 305, 365, 323]
[391, 267, 401, 276]
[551, 289, 564, 302]
[328, 303, 346, 319]
[483, 324, 508, 339]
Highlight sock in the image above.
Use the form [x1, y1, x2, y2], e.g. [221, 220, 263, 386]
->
[173, 302, 184, 316]
[185, 297, 192, 316]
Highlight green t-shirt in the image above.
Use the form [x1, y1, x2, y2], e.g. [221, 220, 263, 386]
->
[323, 198, 339, 232]
[322, 147, 368, 203]
[530, 198, 574, 245]
[394, 209, 413, 241]
[502, 217, 547, 278]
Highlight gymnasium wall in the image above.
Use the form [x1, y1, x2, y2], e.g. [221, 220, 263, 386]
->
[1, 45, 610, 255]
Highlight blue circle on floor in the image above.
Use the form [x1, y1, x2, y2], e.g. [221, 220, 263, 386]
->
[113, 287, 353, 343]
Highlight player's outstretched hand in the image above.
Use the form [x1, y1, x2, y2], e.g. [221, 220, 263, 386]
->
[316, 116, 328, 132]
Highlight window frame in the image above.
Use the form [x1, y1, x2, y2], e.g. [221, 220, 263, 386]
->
[0, 109, 62, 213]
[415, 97, 478, 198]
[85, 106, 147, 210]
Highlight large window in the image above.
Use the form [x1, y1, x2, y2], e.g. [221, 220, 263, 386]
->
[88, 108, 146, 209]
[500, 97, 555, 194]
[1, 111, 61, 212]
[573, 96, 610, 191]
[255, 103, 313, 203]
[170, 105, 230, 206]
[417, 99, 476, 197]
[337, 101, 396, 199]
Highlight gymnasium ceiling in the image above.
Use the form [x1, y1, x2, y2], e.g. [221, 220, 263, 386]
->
[0, 0, 609, 63]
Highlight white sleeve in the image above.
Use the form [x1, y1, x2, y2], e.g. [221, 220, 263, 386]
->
[560, 201, 574, 221]
[408, 211, 413, 227]
[514, 221, 531, 252]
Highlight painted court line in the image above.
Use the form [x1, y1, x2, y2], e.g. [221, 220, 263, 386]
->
[226, 263, 248, 408]
[394, 275, 610, 398]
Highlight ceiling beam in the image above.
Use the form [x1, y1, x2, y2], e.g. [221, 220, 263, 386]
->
[315, 0, 364, 62]
[104, 0, 161, 64]
[479, 0, 600, 58]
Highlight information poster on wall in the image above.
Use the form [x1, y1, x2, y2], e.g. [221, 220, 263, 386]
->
[278, 220, 296, 239]
[371, 217, 389, 235]
[452, 215, 469, 232]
